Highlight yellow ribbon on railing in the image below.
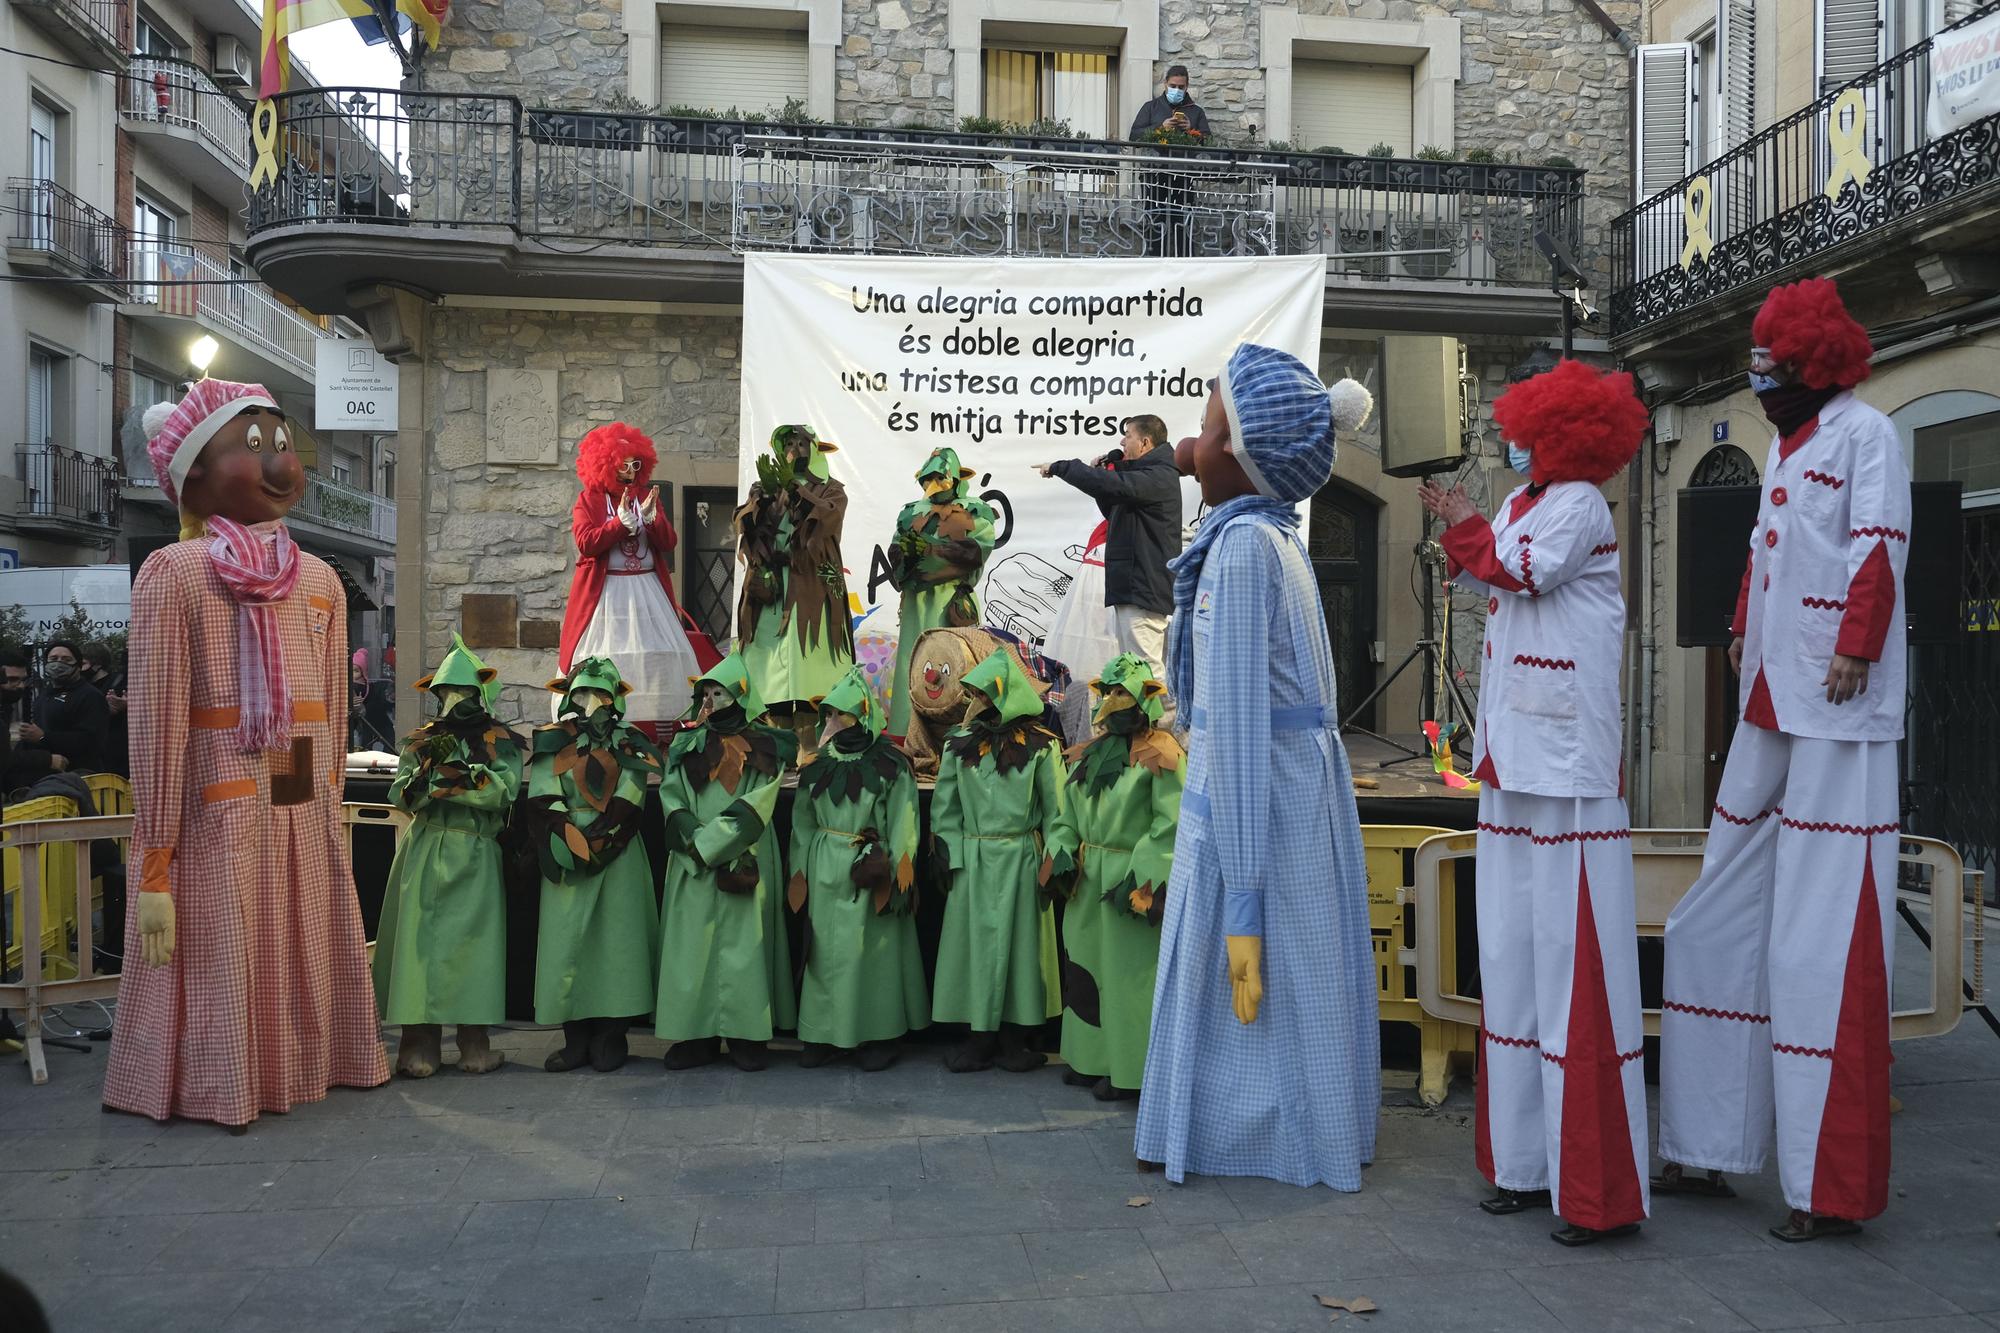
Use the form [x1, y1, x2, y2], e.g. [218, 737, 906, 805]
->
[1679, 174, 1714, 271]
[249, 99, 280, 191]
[1824, 88, 1873, 200]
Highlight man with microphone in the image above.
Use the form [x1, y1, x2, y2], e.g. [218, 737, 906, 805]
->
[1038, 415, 1183, 721]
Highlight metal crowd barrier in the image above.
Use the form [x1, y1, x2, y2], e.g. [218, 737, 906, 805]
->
[1, 802, 408, 1085]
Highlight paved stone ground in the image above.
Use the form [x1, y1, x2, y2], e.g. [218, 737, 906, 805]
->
[3, 1005, 1996, 1333]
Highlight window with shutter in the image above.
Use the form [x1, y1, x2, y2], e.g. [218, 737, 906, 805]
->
[980, 48, 1113, 138]
[1634, 43, 1695, 200]
[1939, 0, 1980, 27]
[658, 25, 808, 118]
[1717, 0, 1755, 149]
[1818, 0, 1884, 94]
[1292, 60, 1413, 155]
[28, 348, 57, 447]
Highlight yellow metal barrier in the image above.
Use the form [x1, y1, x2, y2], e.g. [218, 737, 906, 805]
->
[1, 802, 410, 1086]
[5, 796, 82, 977]
[1363, 824, 1477, 1107]
[1412, 830, 1968, 1051]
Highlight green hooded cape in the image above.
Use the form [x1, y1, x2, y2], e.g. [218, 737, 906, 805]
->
[887, 446, 997, 736]
[734, 424, 855, 708]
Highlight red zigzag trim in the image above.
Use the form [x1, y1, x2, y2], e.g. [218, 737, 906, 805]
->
[1850, 526, 1908, 541]
[1518, 536, 1539, 597]
[1800, 596, 1847, 610]
[1482, 1027, 1538, 1051]
[1779, 818, 1900, 836]
[1802, 470, 1845, 490]
[1512, 654, 1577, 671]
[1775, 1042, 1835, 1060]
[1662, 998, 1771, 1025]
[1712, 802, 1781, 826]
[1542, 1047, 1645, 1068]
[1477, 822, 1632, 845]
[1591, 541, 1619, 556]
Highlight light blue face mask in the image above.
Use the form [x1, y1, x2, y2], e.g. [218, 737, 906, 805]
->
[1165, 87, 1186, 106]
[1748, 371, 1782, 395]
[1506, 442, 1533, 476]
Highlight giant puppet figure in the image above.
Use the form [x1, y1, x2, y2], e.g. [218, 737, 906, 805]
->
[886, 448, 997, 739]
[558, 422, 719, 737]
[104, 380, 388, 1127]
[1656, 279, 1912, 1243]
[1420, 360, 1651, 1246]
[1133, 345, 1379, 1187]
[734, 425, 855, 749]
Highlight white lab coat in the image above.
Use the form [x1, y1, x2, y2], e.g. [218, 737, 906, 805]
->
[1733, 391, 1911, 742]
[1445, 480, 1626, 798]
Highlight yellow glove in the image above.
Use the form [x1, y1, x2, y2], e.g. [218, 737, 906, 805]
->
[1225, 934, 1263, 1025]
[137, 891, 176, 968]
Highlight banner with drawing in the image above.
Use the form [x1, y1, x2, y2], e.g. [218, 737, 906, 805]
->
[738, 252, 1325, 698]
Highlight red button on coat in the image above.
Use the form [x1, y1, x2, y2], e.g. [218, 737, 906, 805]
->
[1772, 487, 1788, 506]
[1488, 597, 1498, 614]
[1765, 529, 1779, 548]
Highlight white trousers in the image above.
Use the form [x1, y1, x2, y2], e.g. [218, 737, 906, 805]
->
[1112, 605, 1174, 726]
[1658, 724, 1898, 1219]
[1475, 789, 1650, 1230]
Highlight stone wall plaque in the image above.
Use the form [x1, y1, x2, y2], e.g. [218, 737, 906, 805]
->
[518, 618, 562, 650]
[485, 367, 559, 466]
[461, 593, 520, 647]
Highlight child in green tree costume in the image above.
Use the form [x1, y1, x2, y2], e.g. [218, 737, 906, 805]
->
[887, 447, 997, 739]
[931, 646, 1066, 1072]
[655, 652, 799, 1072]
[525, 656, 663, 1074]
[374, 634, 526, 1079]
[1043, 652, 1184, 1101]
[735, 425, 855, 751]
[790, 665, 928, 1072]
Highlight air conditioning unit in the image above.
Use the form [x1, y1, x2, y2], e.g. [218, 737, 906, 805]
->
[214, 35, 254, 89]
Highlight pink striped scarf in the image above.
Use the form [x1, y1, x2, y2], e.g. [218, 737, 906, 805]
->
[206, 515, 302, 753]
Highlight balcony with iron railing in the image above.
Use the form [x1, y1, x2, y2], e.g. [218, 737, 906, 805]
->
[4, 178, 126, 302]
[243, 88, 1589, 331]
[119, 56, 254, 201]
[1610, 2, 2000, 351]
[127, 464, 394, 551]
[13, 444, 122, 537]
[125, 240, 330, 386]
[9, 0, 125, 66]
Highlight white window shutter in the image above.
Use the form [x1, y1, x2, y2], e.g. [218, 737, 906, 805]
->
[1817, 0, 1883, 94]
[1717, 0, 1756, 148]
[1634, 42, 1695, 201]
[659, 25, 809, 117]
[1940, 0, 1979, 25]
[1293, 60, 1415, 156]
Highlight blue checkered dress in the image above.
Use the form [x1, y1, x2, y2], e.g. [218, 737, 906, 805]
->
[1135, 513, 1380, 1188]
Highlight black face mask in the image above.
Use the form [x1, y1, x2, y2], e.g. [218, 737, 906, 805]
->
[1756, 382, 1842, 436]
[1101, 707, 1146, 736]
[830, 723, 872, 754]
[44, 661, 77, 685]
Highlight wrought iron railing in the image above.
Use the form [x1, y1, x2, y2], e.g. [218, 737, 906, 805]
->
[127, 240, 328, 380]
[119, 56, 253, 177]
[246, 89, 1586, 283]
[17, 0, 122, 51]
[4, 178, 125, 291]
[295, 468, 394, 542]
[1611, 3, 2000, 336]
[14, 444, 122, 529]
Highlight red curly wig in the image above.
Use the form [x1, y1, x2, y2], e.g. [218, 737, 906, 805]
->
[1751, 278, 1873, 389]
[1491, 358, 1648, 487]
[575, 422, 657, 493]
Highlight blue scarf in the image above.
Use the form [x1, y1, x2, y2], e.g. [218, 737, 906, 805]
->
[1165, 495, 1299, 710]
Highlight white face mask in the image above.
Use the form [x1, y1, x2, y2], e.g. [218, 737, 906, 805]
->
[697, 683, 733, 719]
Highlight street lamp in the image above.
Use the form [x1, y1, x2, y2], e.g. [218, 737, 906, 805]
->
[188, 335, 219, 381]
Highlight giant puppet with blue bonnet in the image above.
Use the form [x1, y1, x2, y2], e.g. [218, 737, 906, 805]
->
[1133, 343, 1381, 1187]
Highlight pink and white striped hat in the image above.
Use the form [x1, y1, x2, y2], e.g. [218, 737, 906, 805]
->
[141, 378, 280, 507]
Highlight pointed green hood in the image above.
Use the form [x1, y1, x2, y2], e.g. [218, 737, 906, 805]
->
[1092, 651, 1167, 728]
[548, 655, 632, 717]
[816, 664, 883, 740]
[768, 424, 838, 483]
[916, 446, 975, 499]
[415, 632, 501, 709]
[687, 651, 768, 723]
[961, 647, 1045, 727]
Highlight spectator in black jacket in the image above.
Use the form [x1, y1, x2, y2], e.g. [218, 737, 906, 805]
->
[1037, 414, 1185, 720]
[9, 640, 109, 779]
[81, 641, 128, 777]
[1128, 65, 1211, 140]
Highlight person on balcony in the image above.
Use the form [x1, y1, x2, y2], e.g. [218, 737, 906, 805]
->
[1130, 66, 1210, 258]
[557, 423, 721, 744]
[1129, 64, 1211, 140]
[1656, 278, 1911, 1244]
[1420, 359, 1651, 1247]
[104, 379, 389, 1129]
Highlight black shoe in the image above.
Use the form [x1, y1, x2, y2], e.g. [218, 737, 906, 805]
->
[1061, 1066, 1099, 1088]
[798, 1043, 841, 1069]
[663, 1036, 721, 1070]
[1092, 1077, 1138, 1102]
[994, 1025, 1047, 1073]
[727, 1039, 769, 1072]
[945, 1032, 998, 1073]
[544, 1021, 593, 1073]
[589, 1018, 630, 1073]
[1551, 1221, 1641, 1247]
[855, 1040, 900, 1073]
[1480, 1188, 1553, 1216]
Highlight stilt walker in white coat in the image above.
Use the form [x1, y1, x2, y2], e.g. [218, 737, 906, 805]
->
[1655, 278, 1910, 1243]
[1420, 360, 1651, 1246]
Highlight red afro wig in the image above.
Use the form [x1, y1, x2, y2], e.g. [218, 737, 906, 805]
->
[1491, 358, 1648, 487]
[1751, 278, 1873, 389]
[575, 422, 657, 493]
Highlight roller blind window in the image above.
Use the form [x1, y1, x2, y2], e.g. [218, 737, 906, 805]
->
[1292, 59, 1413, 155]
[659, 24, 808, 117]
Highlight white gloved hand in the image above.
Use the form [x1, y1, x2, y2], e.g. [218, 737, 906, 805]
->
[137, 891, 176, 967]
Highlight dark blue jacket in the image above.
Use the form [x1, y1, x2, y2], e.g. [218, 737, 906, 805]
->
[1050, 446, 1183, 614]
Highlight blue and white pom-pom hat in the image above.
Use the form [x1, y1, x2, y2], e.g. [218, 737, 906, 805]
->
[1217, 343, 1375, 503]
